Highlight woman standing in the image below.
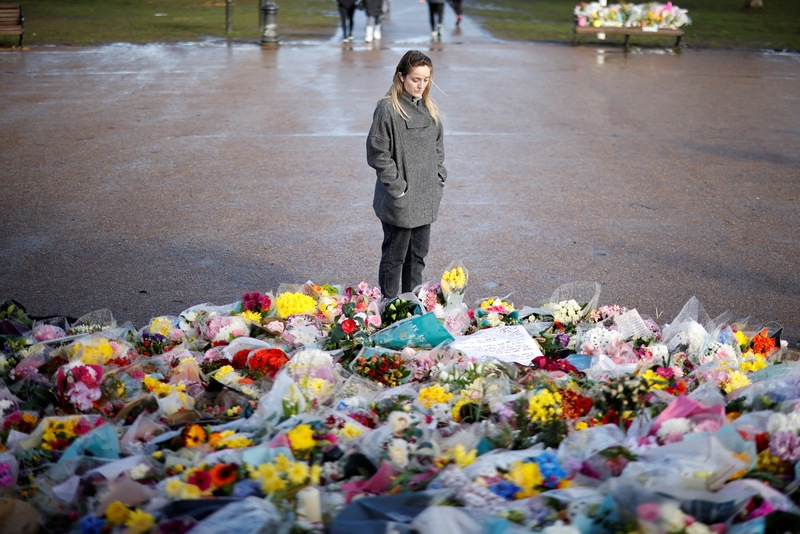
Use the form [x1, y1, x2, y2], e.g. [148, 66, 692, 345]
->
[367, 50, 447, 301]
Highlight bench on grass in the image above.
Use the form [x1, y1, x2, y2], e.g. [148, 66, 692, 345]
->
[573, 22, 684, 48]
[0, 4, 24, 47]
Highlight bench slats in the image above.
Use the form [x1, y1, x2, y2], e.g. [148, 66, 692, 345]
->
[0, 3, 22, 46]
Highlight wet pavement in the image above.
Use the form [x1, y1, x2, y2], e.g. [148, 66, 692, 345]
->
[1, 0, 799, 341]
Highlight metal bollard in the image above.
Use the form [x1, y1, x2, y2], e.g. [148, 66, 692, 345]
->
[260, 0, 279, 45]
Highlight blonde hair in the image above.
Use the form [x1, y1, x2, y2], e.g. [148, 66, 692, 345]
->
[385, 50, 441, 124]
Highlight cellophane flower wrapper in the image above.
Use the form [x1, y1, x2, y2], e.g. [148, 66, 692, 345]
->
[178, 302, 238, 341]
[28, 317, 69, 344]
[0, 451, 19, 493]
[68, 308, 116, 336]
[440, 261, 468, 308]
[370, 312, 454, 350]
[184, 496, 284, 534]
[438, 303, 471, 336]
[548, 281, 600, 318]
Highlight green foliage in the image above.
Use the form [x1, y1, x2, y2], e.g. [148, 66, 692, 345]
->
[5, 0, 337, 46]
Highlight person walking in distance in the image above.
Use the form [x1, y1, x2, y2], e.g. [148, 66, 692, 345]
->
[337, 0, 356, 42]
[364, 0, 383, 42]
[367, 50, 447, 301]
[448, 0, 463, 27]
[422, 0, 446, 40]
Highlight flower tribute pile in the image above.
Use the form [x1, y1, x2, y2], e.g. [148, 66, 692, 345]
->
[0, 266, 798, 534]
[574, 2, 691, 30]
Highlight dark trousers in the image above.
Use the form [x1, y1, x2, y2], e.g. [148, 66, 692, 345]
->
[379, 222, 431, 300]
[428, 3, 444, 31]
[338, 4, 355, 38]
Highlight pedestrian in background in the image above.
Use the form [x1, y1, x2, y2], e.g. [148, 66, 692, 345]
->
[421, 0, 446, 40]
[367, 50, 447, 301]
[364, 0, 383, 42]
[448, 0, 463, 27]
[337, 0, 357, 42]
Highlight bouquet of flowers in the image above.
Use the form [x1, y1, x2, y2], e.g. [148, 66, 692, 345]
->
[351, 348, 412, 388]
[440, 263, 468, 308]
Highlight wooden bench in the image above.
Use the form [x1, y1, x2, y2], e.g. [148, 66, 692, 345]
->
[573, 22, 684, 48]
[0, 4, 24, 47]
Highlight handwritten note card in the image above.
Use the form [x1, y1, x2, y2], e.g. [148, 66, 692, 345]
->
[615, 309, 652, 340]
[451, 325, 543, 365]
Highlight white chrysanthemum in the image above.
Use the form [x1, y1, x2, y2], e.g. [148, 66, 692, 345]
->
[552, 299, 583, 325]
[657, 417, 693, 440]
[685, 321, 709, 356]
[767, 411, 800, 434]
[387, 411, 412, 434]
[128, 463, 151, 480]
[388, 438, 409, 469]
[660, 501, 687, 531]
[542, 521, 581, 534]
[686, 522, 713, 534]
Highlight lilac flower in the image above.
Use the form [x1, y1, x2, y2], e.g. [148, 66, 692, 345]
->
[68, 381, 101, 412]
[769, 430, 800, 463]
[0, 461, 14, 488]
[32, 324, 67, 342]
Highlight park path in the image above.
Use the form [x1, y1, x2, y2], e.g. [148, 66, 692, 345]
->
[1, 0, 799, 340]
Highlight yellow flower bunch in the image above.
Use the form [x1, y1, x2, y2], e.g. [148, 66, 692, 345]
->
[105, 501, 131, 526]
[238, 309, 263, 323]
[287, 424, 316, 451]
[440, 444, 477, 468]
[71, 338, 113, 365]
[528, 389, 563, 422]
[418, 384, 453, 409]
[441, 267, 467, 293]
[740, 350, 767, 373]
[505, 460, 544, 499]
[148, 316, 175, 337]
[734, 330, 749, 351]
[640, 369, 669, 391]
[248, 453, 322, 495]
[41, 417, 79, 451]
[480, 297, 514, 311]
[452, 398, 477, 422]
[104, 501, 156, 533]
[165, 478, 203, 499]
[143, 375, 186, 397]
[339, 422, 363, 440]
[298, 375, 333, 402]
[210, 431, 253, 450]
[723, 370, 751, 393]
[214, 365, 235, 380]
[275, 291, 317, 319]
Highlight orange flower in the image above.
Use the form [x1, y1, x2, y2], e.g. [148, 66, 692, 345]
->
[209, 462, 239, 488]
[751, 329, 776, 356]
[183, 424, 207, 448]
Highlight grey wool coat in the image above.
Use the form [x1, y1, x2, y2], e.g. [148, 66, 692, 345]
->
[366, 92, 447, 229]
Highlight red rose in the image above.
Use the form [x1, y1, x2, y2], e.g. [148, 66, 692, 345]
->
[232, 349, 250, 369]
[341, 319, 357, 335]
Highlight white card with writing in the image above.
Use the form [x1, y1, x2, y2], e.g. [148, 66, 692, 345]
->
[615, 309, 652, 340]
[451, 325, 543, 365]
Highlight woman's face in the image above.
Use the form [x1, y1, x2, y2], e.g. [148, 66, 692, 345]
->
[401, 65, 431, 98]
